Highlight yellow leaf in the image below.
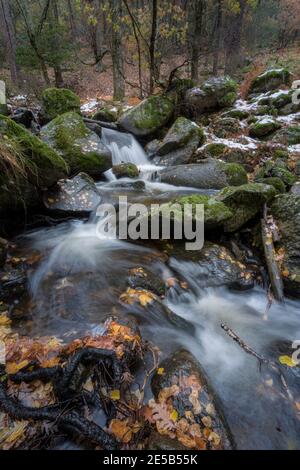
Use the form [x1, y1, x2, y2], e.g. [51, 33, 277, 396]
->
[0, 314, 11, 326]
[170, 409, 178, 422]
[110, 389, 120, 400]
[157, 367, 165, 375]
[279, 355, 297, 367]
[6, 360, 29, 374]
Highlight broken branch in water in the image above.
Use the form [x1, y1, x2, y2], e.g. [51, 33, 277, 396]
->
[261, 207, 284, 302]
[221, 323, 269, 365]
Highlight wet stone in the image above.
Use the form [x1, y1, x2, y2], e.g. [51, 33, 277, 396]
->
[43, 173, 102, 216]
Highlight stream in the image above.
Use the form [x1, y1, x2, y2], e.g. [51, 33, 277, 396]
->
[11, 128, 300, 450]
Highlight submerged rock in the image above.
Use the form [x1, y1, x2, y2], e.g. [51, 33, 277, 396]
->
[249, 68, 291, 94]
[40, 112, 112, 177]
[118, 95, 174, 137]
[156, 117, 205, 165]
[43, 172, 102, 216]
[184, 76, 237, 117]
[150, 349, 233, 449]
[168, 242, 255, 291]
[249, 117, 281, 138]
[216, 183, 276, 232]
[159, 160, 247, 190]
[112, 163, 139, 179]
[41, 87, 81, 122]
[271, 194, 300, 298]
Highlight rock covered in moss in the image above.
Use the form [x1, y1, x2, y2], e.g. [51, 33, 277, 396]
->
[41, 88, 81, 122]
[0, 115, 68, 188]
[170, 194, 233, 229]
[118, 95, 174, 137]
[255, 177, 286, 194]
[273, 126, 300, 146]
[255, 160, 297, 187]
[43, 172, 102, 216]
[210, 117, 242, 139]
[184, 76, 237, 117]
[249, 117, 281, 138]
[223, 109, 250, 120]
[191, 143, 253, 171]
[159, 160, 247, 190]
[271, 194, 300, 298]
[112, 162, 139, 179]
[216, 183, 276, 232]
[156, 117, 205, 165]
[40, 111, 112, 176]
[93, 105, 119, 123]
[249, 68, 292, 94]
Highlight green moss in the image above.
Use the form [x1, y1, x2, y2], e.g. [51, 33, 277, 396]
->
[219, 91, 237, 108]
[224, 109, 250, 120]
[112, 163, 139, 179]
[0, 115, 68, 188]
[256, 160, 297, 187]
[255, 177, 286, 193]
[249, 118, 281, 138]
[250, 68, 292, 94]
[42, 87, 81, 120]
[225, 163, 248, 186]
[273, 149, 289, 160]
[133, 95, 174, 131]
[206, 143, 226, 157]
[172, 194, 233, 228]
[0, 104, 8, 116]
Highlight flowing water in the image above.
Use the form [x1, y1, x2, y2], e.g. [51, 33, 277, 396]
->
[14, 129, 300, 450]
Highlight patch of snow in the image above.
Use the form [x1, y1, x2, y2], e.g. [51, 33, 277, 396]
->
[288, 144, 300, 153]
[80, 99, 99, 113]
[277, 113, 300, 124]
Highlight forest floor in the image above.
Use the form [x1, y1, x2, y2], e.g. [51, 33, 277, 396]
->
[1, 46, 300, 106]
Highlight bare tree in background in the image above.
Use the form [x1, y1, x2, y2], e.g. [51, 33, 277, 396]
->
[0, 0, 20, 85]
[188, 0, 204, 82]
[111, 0, 125, 100]
[212, 0, 223, 75]
[224, 0, 246, 75]
[149, 0, 158, 93]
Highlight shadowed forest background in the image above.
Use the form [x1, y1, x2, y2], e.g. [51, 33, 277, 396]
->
[1, 0, 300, 101]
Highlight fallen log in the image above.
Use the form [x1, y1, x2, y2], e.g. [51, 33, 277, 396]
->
[261, 218, 284, 302]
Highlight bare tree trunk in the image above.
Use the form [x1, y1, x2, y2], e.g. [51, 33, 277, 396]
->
[67, 0, 76, 40]
[188, 0, 204, 82]
[52, 0, 64, 87]
[149, 0, 158, 94]
[212, 0, 223, 75]
[225, 0, 246, 75]
[0, 0, 20, 86]
[111, 0, 125, 100]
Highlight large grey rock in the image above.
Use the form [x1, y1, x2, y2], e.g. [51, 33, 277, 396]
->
[118, 95, 174, 137]
[40, 112, 112, 177]
[156, 117, 205, 165]
[43, 173, 102, 216]
[184, 76, 237, 117]
[216, 183, 277, 232]
[249, 68, 292, 94]
[159, 160, 247, 190]
[271, 194, 300, 298]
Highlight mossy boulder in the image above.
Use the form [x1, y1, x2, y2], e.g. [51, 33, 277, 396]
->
[211, 117, 241, 138]
[273, 126, 300, 146]
[112, 163, 139, 179]
[0, 104, 9, 116]
[271, 194, 300, 298]
[0, 115, 68, 188]
[184, 76, 237, 117]
[255, 177, 286, 194]
[159, 160, 247, 190]
[216, 183, 277, 232]
[249, 117, 281, 138]
[249, 68, 292, 94]
[118, 95, 174, 137]
[255, 160, 297, 187]
[157, 117, 205, 165]
[40, 112, 112, 177]
[171, 194, 233, 229]
[41, 87, 81, 121]
[93, 106, 119, 123]
[223, 109, 250, 120]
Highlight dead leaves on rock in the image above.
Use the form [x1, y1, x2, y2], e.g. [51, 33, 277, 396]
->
[120, 288, 157, 307]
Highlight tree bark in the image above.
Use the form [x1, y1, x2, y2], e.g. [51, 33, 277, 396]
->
[212, 0, 223, 75]
[149, 0, 158, 94]
[188, 0, 204, 83]
[52, 0, 64, 87]
[224, 0, 246, 75]
[111, 0, 125, 100]
[0, 0, 20, 86]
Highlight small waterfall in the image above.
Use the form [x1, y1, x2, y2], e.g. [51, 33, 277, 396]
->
[101, 128, 149, 166]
